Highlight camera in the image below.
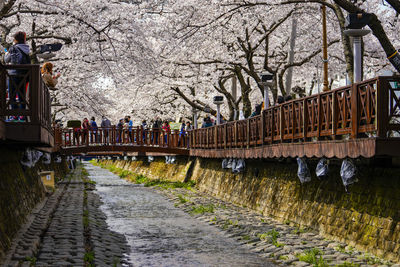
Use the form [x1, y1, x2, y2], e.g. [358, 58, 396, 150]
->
[213, 96, 224, 105]
[344, 13, 372, 29]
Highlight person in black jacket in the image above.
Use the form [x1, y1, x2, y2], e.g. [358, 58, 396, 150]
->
[4, 31, 30, 121]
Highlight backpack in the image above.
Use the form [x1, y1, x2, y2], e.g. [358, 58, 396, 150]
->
[9, 46, 30, 65]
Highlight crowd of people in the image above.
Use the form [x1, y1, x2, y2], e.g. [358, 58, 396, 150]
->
[66, 116, 194, 147]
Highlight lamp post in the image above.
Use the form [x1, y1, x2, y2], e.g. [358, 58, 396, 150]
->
[192, 106, 198, 129]
[343, 13, 371, 83]
[259, 72, 274, 110]
[213, 96, 224, 125]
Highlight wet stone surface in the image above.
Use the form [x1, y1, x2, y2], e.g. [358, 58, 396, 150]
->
[155, 187, 395, 266]
[86, 163, 275, 267]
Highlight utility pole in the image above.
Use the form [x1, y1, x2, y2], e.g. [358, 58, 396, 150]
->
[285, 18, 297, 96]
[231, 76, 237, 120]
[322, 4, 329, 92]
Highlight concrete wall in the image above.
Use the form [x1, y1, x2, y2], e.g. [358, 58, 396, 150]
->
[100, 157, 400, 262]
[0, 147, 69, 261]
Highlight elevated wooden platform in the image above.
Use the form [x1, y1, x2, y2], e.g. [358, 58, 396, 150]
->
[1, 65, 53, 147]
[5, 122, 54, 147]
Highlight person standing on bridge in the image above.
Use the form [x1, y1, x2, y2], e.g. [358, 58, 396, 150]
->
[4, 31, 30, 122]
[101, 116, 111, 144]
[90, 117, 98, 143]
[82, 118, 90, 144]
[162, 120, 170, 145]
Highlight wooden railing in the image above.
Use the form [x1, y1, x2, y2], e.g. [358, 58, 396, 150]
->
[0, 64, 52, 131]
[189, 76, 400, 149]
[58, 76, 400, 155]
[57, 126, 189, 149]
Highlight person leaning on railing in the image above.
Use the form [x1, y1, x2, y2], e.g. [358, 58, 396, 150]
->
[4, 31, 30, 122]
[41, 62, 60, 88]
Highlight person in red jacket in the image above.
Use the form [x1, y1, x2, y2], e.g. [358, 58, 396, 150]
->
[162, 121, 170, 145]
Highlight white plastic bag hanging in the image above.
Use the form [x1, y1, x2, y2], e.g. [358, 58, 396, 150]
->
[315, 158, 329, 179]
[226, 158, 233, 169]
[148, 156, 154, 162]
[170, 156, 176, 164]
[297, 157, 311, 183]
[132, 156, 137, 161]
[222, 159, 229, 169]
[340, 159, 358, 188]
[231, 159, 237, 173]
[42, 153, 51, 165]
[21, 148, 43, 168]
[165, 156, 171, 164]
[55, 156, 62, 163]
[233, 159, 245, 173]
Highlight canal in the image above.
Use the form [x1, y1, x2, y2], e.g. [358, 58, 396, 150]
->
[84, 162, 275, 267]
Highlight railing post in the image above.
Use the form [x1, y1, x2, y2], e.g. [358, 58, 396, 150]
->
[224, 124, 227, 149]
[30, 65, 40, 124]
[246, 119, 250, 148]
[332, 91, 338, 137]
[303, 99, 308, 140]
[214, 126, 218, 149]
[351, 83, 359, 139]
[280, 106, 284, 142]
[0, 68, 6, 118]
[234, 121, 238, 147]
[261, 111, 265, 146]
[317, 94, 322, 139]
[376, 77, 388, 138]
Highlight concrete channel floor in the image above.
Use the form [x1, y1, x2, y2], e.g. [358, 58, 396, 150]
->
[2, 164, 276, 267]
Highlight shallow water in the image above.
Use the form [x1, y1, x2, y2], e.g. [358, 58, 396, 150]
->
[84, 162, 275, 267]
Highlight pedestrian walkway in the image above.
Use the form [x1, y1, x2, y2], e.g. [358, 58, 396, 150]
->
[3, 166, 129, 266]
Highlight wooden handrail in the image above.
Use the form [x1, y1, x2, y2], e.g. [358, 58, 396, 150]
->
[56, 76, 400, 152]
[0, 64, 52, 131]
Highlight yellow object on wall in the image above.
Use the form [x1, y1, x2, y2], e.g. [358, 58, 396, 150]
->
[39, 171, 55, 189]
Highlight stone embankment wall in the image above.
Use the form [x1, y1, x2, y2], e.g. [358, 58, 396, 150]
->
[100, 157, 400, 262]
[0, 147, 69, 262]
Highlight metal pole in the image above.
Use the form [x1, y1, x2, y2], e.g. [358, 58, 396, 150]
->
[263, 85, 269, 110]
[193, 112, 198, 129]
[216, 104, 221, 125]
[353, 36, 362, 83]
[285, 18, 297, 95]
[232, 76, 238, 120]
[322, 4, 329, 92]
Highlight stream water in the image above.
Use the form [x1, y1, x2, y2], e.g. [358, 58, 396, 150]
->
[84, 162, 275, 267]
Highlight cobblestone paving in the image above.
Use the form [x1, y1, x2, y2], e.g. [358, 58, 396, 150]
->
[3, 166, 130, 267]
[158, 187, 399, 267]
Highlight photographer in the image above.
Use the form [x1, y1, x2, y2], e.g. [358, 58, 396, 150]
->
[41, 62, 60, 88]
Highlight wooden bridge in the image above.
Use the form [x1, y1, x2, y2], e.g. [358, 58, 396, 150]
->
[0, 67, 399, 159]
[57, 76, 400, 159]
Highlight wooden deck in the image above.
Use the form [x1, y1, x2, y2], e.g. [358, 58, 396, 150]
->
[0, 65, 53, 147]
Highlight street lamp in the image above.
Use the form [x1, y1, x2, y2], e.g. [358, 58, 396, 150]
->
[213, 96, 224, 125]
[36, 43, 63, 60]
[259, 71, 274, 110]
[344, 13, 371, 83]
[192, 106, 198, 129]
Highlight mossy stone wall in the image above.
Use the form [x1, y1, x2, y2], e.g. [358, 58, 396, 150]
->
[99, 157, 400, 262]
[105, 156, 193, 182]
[0, 147, 69, 261]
